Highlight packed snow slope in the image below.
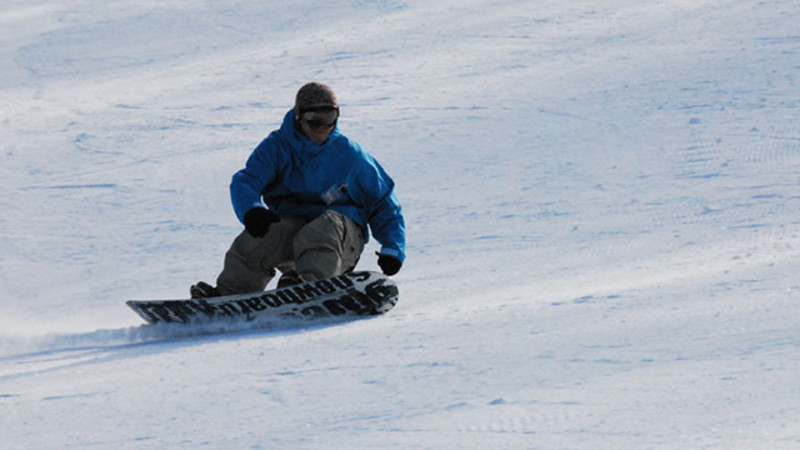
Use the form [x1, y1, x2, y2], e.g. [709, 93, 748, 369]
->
[2, 0, 800, 448]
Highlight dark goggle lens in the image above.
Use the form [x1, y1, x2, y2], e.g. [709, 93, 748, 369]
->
[300, 107, 339, 128]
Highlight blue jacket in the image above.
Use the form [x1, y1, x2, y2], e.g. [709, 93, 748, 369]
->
[230, 110, 406, 262]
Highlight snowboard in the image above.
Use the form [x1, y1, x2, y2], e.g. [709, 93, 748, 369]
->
[126, 271, 398, 325]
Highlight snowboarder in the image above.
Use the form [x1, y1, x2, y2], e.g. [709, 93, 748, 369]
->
[190, 82, 405, 298]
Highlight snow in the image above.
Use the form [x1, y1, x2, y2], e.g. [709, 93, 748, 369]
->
[2, 0, 800, 448]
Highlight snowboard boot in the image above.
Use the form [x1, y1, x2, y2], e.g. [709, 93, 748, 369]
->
[277, 270, 305, 288]
[190, 281, 221, 299]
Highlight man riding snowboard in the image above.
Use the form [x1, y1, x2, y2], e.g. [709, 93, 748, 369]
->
[191, 82, 405, 298]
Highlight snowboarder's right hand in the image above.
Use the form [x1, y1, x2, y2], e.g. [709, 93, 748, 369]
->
[243, 207, 280, 238]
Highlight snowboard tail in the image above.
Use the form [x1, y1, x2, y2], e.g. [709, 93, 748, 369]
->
[126, 271, 398, 324]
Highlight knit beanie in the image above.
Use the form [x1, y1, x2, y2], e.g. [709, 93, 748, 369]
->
[295, 82, 338, 112]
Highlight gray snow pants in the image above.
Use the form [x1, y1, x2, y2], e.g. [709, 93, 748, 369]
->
[215, 210, 365, 295]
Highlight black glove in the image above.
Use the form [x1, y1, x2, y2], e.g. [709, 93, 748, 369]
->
[243, 207, 280, 238]
[376, 252, 402, 276]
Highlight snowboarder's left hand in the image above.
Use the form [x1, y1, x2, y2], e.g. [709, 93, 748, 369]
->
[376, 252, 402, 276]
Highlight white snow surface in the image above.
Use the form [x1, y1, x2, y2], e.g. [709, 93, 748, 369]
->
[2, 0, 800, 448]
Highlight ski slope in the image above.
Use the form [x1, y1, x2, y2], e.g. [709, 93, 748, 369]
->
[2, 0, 800, 448]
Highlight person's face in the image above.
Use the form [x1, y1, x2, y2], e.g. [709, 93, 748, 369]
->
[299, 119, 334, 144]
[298, 106, 339, 144]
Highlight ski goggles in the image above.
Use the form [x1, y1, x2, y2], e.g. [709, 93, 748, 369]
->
[299, 106, 339, 129]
